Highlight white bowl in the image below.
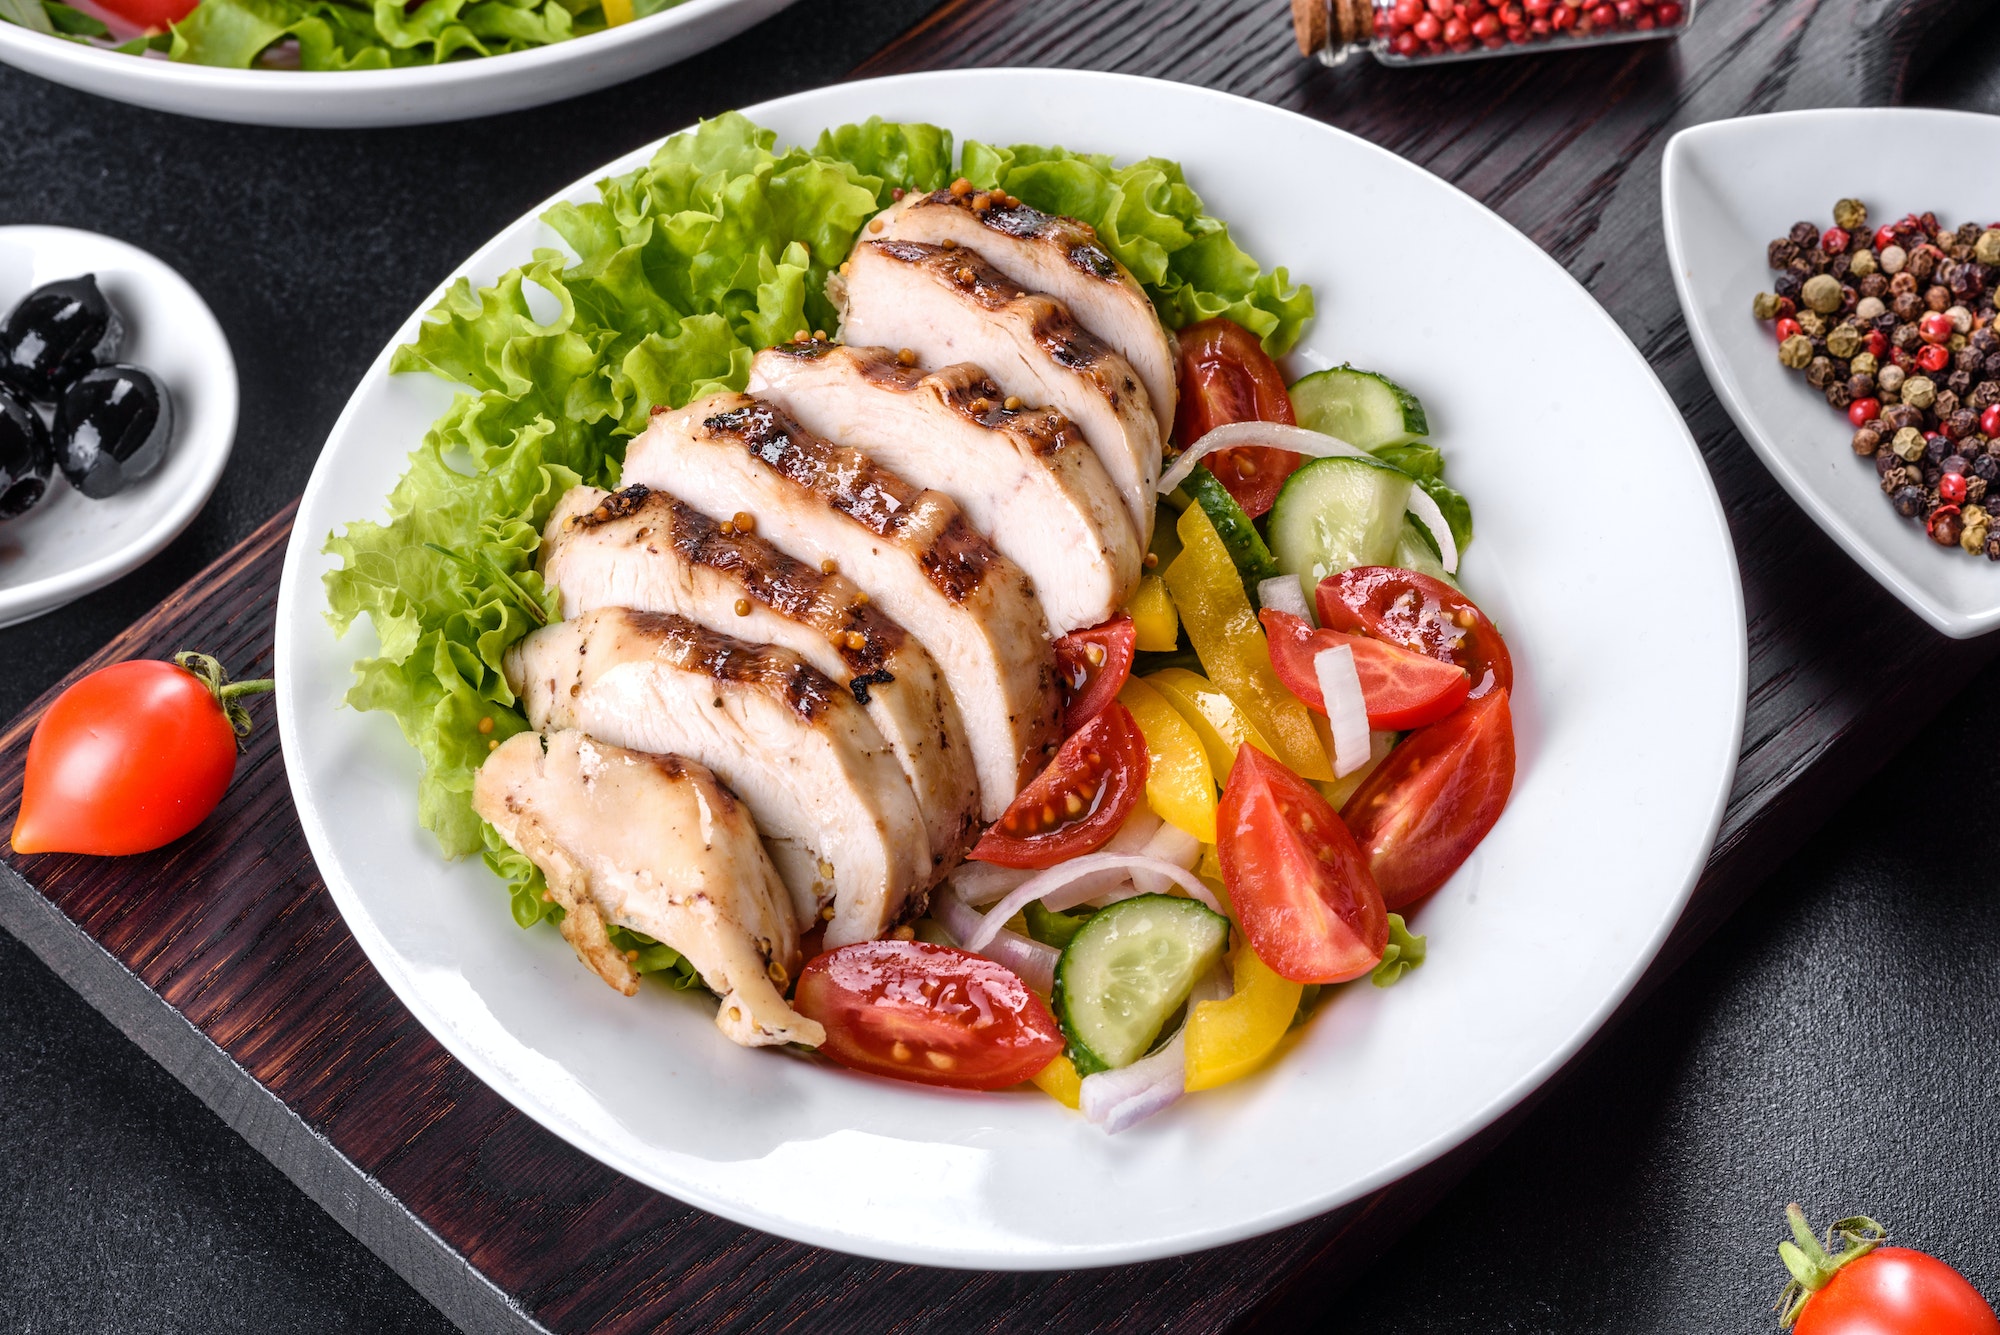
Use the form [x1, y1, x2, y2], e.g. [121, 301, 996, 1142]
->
[0, 225, 236, 630]
[0, 0, 796, 128]
[1663, 108, 2000, 638]
[276, 69, 1746, 1267]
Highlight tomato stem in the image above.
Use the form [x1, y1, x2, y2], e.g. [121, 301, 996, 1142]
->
[173, 651, 273, 744]
[1776, 1204, 1888, 1328]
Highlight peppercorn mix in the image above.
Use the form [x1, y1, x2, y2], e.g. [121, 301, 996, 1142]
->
[1754, 201, 2000, 558]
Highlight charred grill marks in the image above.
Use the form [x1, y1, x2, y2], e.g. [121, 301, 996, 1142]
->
[910, 189, 1122, 282]
[623, 608, 842, 722]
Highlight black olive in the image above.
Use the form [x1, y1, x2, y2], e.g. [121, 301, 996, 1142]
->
[54, 363, 172, 500]
[0, 384, 53, 520]
[0, 274, 124, 401]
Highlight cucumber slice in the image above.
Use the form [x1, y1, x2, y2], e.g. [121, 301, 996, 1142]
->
[1266, 455, 1412, 606]
[1183, 465, 1280, 600]
[1290, 366, 1429, 450]
[1391, 515, 1458, 587]
[1054, 894, 1230, 1074]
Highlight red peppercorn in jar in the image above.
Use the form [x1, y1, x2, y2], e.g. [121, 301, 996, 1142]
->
[1295, 0, 1693, 65]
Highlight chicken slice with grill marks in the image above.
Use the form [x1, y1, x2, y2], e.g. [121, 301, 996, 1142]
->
[474, 730, 822, 1048]
[540, 482, 977, 868]
[747, 342, 1141, 633]
[834, 238, 1161, 546]
[622, 393, 1061, 821]
[505, 607, 932, 948]
[872, 189, 1178, 438]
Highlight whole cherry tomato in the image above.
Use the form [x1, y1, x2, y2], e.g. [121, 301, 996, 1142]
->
[1341, 688, 1514, 910]
[1259, 606, 1470, 730]
[1779, 1206, 2000, 1335]
[1217, 744, 1387, 984]
[11, 652, 269, 856]
[1317, 566, 1513, 699]
[1052, 613, 1136, 732]
[970, 701, 1148, 868]
[794, 940, 1065, 1090]
[1173, 316, 1300, 518]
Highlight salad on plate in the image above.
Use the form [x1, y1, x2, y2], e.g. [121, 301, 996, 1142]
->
[323, 111, 1517, 1133]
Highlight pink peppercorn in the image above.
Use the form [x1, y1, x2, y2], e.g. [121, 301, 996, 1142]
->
[1983, 404, 2000, 437]
[1848, 398, 1881, 427]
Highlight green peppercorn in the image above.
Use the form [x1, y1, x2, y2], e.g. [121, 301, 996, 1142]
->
[1802, 273, 1842, 314]
[1903, 376, 1938, 410]
[1826, 324, 1863, 358]
[1962, 507, 1990, 554]
[1752, 291, 1782, 320]
[1797, 309, 1828, 339]
[1779, 334, 1814, 369]
[1976, 229, 2000, 266]
[1849, 249, 1879, 279]
[1851, 351, 1879, 377]
[1893, 426, 1927, 461]
[1833, 198, 1868, 231]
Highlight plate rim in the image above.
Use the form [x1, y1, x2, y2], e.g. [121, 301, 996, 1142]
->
[0, 223, 238, 628]
[276, 66, 1748, 1267]
[1661, 106, 2000, 639]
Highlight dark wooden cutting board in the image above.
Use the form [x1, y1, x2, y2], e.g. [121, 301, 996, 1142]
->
[2, 1, 1994, 1330]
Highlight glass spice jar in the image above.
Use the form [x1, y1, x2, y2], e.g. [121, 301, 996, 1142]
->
[1292, 0, 1695, 67]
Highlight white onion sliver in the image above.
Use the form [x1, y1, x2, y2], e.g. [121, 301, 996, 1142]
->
[1158, 421, 1372, 496]
[1130, 821, 1202, 897]
[1315, 645, 1371, 778]
[948, 861, 1034, 906]
[1403, 483, 1460, 574]
[1256, 574, 1313, 625]
[1079, 963, 1231, 1134]
[960, 853, 1222, 952]
[930, 887, 1058, 993]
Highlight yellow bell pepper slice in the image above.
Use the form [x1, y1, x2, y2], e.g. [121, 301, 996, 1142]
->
[1143, 667, 1274, 783]
[1117, 677, 1216, 843]
[1163, 504, 1333, 782]
[1184, 945, 1303, 1092]
[601, 0, 634, 23]
[1031, 1053, 1082, 1108]
[1125, 573, 1179, 652]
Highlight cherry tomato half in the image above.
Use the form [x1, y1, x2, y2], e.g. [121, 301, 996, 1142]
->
[1317, 566, 1513, 700]
[1173, 317, 1300, 518]
[794, 940, 1066, 1090]
[1259, 607, 1470, 731]
[1053, 613, 1136, 732]
[1341, 688, 1515, 911]
[1798, 1246, 2000, 1335]
[93, 0, 198, 32]
[11, 654, 266, 857]
[970, 701, 1148, 868]
[1217, 744, 1387, 984]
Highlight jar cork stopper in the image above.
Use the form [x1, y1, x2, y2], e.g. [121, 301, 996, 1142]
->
[1295, 0, 1374, 53]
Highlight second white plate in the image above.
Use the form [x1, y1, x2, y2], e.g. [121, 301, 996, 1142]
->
[277, 69, 1746, 1267]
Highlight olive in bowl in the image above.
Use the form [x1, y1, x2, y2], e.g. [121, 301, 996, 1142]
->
[0, 384, 54, 520]
[54, 363, 173, 499]
[0, 274, 123, 402]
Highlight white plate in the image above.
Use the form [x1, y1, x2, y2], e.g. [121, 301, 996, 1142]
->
[0, 226, 235, 630]
[276, 69, 1746, 1267]
[1663, 108, 2000, 638]
[0, 0, 795, 128]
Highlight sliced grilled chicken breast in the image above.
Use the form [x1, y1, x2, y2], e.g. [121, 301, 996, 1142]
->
[505, 608, 932, 948]
[874, 190, 1178, 436]
[747, 343, 1141, 633]
[835, 239, 1162, 545]
[542, 483, 978, 868]
[622, 394, 1061, 821]
[474, 730, 822, 1048]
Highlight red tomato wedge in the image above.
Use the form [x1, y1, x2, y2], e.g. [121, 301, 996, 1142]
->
[1217, 745, 1388, 984]
[95, 0, 197, 30]
[795, 940, 1065, 1091]
[970, 701, 1148, 868]
[1173, 317, 1300, 518]
[1259, 607, 1471, 730]
[1052, 614, 1136, 732]
[1317, 567, 1512, 699]
[1342, 689, 1515, 910]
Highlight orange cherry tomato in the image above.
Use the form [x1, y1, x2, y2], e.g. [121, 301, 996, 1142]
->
[794, 940, 1065, 1091]
[1052, 613, 1136, 732]
[11, 653, 268, 857]
[1217, 744, 1387, 984]
[1259, 607, 1470, 730]
[1173, 317, 1300, 518]
[970, 701, 1148, 868]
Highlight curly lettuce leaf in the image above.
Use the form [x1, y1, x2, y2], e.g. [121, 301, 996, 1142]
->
[164, 0, 601, 68]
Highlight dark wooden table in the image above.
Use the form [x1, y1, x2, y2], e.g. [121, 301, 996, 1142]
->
[3, 1, 1998, 1331]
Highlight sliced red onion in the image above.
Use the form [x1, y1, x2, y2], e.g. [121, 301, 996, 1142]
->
[1158, 421, 1372, 496]
[1404, 484, 1459, 574]
[1256, 574, 1313, 624]
[960, 853, 1222, 953]
[949, 861, 1033, 906]
[1079, 965, 1230, 1134]
[930, 885, 1058, 993]
[1315, 645, 1370, 778]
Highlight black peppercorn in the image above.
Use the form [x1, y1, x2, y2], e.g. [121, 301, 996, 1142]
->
[1974, 381, 2000, 412]
[1987, 532, 2000, 561]
[1790, 221, 1820, 247]
[1893, 485, 1926, 517]
[1884, 403, 1924, 432]
[1871, 438, 1893, 469]
[1947, 409, 1979, 440]
[1769, 239, 1801, 268]
[1959, 222, 1984, 246]
[1806, 248, 1831, 271]
[1936, 389, 1960, 419]
[1957, 347, 1984, 374]
[1925, 286, 1952, 312]
[1928, 435, 1951, 464]
[1974, 453, 2000, 482]
[1971, 328, 1997, 355]
[1825, 381, 1853, 409]
[1951, 262, 1987, 299]
[1776, 272, 1802, 300]
[1890, 271, 1919, 296]
[1949, 369, 1975, 398]
[1910, 248, 1938, 281]
[1985, 353, 2000, 379]
[1893, 292, 1924, 321]
[1806, 356, 1836, 388]
[1860, 273, 1890, 299]
[1830, 253, 1852, 281]
[1849, 372, 1878, 399]
[1943, 453, 1970, 476]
